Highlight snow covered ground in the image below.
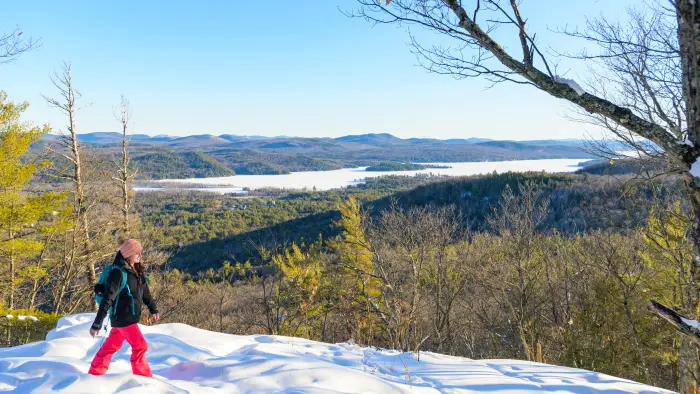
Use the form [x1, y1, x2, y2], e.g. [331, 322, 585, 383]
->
[0, 314, 672, 393]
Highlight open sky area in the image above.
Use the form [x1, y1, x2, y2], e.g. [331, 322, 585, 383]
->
[1, 1, 638, 140]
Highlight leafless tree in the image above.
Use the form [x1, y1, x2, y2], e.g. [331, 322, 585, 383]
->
[0, 26, 38, 64]
[486, 182, 549, 361]
[42, 62, 97, 310]
[366, 203, 464, 351]
[564, 5, 682, 176]
[113, 95, 137, 237]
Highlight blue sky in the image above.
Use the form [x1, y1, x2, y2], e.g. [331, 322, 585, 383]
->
[1, 1, 636, 140]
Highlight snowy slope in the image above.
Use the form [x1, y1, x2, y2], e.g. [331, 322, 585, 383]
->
[0, 314, 673, 393]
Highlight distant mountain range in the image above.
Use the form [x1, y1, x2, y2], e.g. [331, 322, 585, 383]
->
[42, 132, 285, 145]
[42, 132, 603, 148]
[37, 132, 619, 179]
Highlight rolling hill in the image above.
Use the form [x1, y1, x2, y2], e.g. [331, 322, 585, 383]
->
[131, 150, 235, 179]
[36, 132, 601, 179]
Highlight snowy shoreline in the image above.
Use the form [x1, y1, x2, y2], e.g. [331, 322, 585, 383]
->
[135, 159, 590, 194]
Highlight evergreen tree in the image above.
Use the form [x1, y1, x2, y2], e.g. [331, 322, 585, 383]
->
[641, 201, 697, 389]
[328, 197, 384, 344]
[0, 91, 68, 309]
[273, 241, 325, 338]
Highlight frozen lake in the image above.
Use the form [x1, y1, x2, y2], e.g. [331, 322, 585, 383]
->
[136, 159, 589, 193]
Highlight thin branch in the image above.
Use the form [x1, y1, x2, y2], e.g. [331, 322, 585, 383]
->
[0, 26, 40, 63]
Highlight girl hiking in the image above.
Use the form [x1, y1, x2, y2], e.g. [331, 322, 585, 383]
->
[88, 239, 159, 377]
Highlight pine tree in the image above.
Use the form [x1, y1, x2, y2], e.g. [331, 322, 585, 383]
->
[641, 202, 692, 310]
[330, 197, 379, 295]
[328, 197, 384, 344]
[641, 201, 697, 389]
[0, 91, 68, 309]
[273, 242, 325, 338]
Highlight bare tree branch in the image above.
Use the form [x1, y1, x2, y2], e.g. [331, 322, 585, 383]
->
[0, 26, 39, 64]
[349, 0, 694, 165]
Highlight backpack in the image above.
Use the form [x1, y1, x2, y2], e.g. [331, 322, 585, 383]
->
[94, 265, 135, 317]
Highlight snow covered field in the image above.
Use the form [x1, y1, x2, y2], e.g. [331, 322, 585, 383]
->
[0, 314, 672, 393]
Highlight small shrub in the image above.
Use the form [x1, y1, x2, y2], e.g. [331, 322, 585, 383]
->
[0, 308, 62, 347]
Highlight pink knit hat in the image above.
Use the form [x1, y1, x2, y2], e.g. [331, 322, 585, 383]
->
[119, 239, 143, 259]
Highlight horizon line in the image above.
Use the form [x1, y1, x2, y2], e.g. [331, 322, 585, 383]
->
[45, 131, 594, 142]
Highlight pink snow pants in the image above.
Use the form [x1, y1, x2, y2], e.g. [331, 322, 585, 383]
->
[88, 323, 152, 377]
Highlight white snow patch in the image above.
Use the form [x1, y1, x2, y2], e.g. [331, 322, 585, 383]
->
[4, 314, 12, 320]
[555, 76, 586, 96]
[0, 313, 672, 393]
[17, 315, 39, 322]
[677, 138, 695, 148]
[682, 317, 700, 331]
[690, 158, 700, 178]
[682, 317, 700, 329]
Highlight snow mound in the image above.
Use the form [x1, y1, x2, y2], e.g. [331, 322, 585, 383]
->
[691, 158, 700, 178]
[0, 313, 671, 393]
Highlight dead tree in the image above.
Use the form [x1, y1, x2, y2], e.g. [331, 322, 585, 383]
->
[113, 95, 137, 237]
[43, 62, 96, 290]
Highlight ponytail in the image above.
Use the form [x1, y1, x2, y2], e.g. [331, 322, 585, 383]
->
[133, 263, 145, 286]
